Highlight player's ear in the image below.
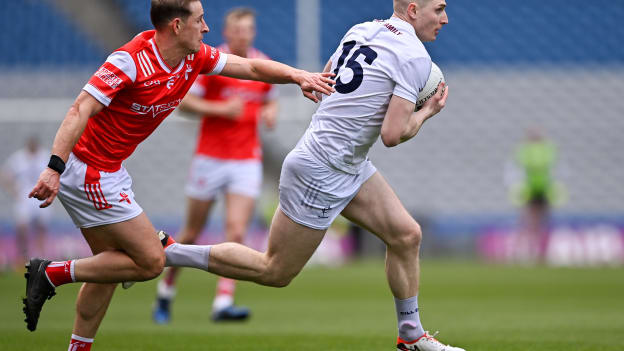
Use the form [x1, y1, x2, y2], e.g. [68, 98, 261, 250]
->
[172, 18, 182, 34]
[407, 2, 419, 19]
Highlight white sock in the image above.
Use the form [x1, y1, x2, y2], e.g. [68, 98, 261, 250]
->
[157, 279, 176, 300]
[213, 295, 234, 312]
[395, 296, 425, 341]
[164, 243, 211, 271]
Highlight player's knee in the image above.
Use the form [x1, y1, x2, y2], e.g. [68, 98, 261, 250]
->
[263, 272, 294, 288]
[260, 263, 296, 288]
[393, 222, 422, 250]
[137, 250, 166, 280]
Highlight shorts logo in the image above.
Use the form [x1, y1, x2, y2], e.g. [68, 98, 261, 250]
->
[119, 192, 131, 204]
[319, 205, 331, 219]
[95, 67, 123, 89]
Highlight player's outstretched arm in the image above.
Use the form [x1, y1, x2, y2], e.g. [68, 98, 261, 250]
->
[381, 82, 448, 147]
[29, 92, 104, 208]
[219, 54, 335, 103]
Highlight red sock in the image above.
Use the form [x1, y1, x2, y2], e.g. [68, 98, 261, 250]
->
[68, 334, 93, 351]
[45, 260, 75, 287]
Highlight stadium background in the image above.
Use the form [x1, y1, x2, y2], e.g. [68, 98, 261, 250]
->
[1, 1, 624, 350]
[1, 0, 624, 265]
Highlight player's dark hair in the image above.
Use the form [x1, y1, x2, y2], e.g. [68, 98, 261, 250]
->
[150, 0, 198, 30]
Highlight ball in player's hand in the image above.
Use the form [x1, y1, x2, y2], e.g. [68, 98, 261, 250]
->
[415, 62, 445, 111]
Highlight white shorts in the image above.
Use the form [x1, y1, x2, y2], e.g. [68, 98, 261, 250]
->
[278, 146, 377, 230]
[57, 153, 143, 228]
[14, 198, 52, 226]
[185, 155, 262, 201]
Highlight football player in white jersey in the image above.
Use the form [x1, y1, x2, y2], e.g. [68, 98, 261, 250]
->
[162, 0, 464, 350]
[0, 136, 51, 267]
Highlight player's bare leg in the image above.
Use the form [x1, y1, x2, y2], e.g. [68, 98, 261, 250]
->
[73, 213, 165, 282]
[203, 208, 326, 287]
[23, 213, 165, 332]
[211, 193, 256, 321]
[72, 228, 119, 339]
[153, 197, 214, 323]
[341, 172, 464, 351]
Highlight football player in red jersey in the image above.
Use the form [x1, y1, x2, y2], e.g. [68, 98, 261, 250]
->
[23, 0, 334, 349]
[152, 7, 277, 324]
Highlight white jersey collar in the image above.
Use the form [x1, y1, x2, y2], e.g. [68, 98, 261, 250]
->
[387, 16, 417, 37]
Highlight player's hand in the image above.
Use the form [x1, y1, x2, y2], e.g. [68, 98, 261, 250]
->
[29, 168, 60, 208]
[296, 71, 335, 103]
[221, 97, 244, 119]
[421, 82, 449, 120]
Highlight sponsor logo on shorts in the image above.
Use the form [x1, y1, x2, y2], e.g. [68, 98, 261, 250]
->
[95, 67, 123, 89]
[319, 205, 331, 219]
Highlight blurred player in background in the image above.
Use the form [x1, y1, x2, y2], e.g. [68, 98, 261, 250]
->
[153, 7, 278, 324]
[0, 136, 51, 268]
[22, 0, 334, 349]
[507, 127, 565, 262]
[162, 1, 465, 350]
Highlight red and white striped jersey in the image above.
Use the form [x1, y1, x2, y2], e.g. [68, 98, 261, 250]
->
[191, 44, 276, 160]
[74, 30, 227, 172]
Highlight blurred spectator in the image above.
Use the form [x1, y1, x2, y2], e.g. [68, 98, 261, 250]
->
[0, 136, 51, 267]
[505, 127, 566, 262]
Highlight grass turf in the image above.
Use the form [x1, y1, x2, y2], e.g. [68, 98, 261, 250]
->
[1, 259, 623, 350]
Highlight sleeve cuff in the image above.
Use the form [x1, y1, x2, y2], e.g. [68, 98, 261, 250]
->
[208, 53, 228, 76]
[83, 84, 112, 107]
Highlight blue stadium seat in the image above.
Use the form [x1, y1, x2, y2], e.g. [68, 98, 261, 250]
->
[0, 1, 106, 67]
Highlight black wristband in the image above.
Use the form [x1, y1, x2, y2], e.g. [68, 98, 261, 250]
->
[48, 155, 66, 175]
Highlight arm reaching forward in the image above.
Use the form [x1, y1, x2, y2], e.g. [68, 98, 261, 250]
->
[220, 54, 335, 103]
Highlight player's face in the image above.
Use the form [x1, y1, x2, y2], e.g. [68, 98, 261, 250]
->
[180, 1, 209, 53]
[413, 0, 448, 42]
[223, 16, 256, 56]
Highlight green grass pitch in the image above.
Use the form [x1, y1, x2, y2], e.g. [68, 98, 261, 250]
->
[1, 260, 623, 350]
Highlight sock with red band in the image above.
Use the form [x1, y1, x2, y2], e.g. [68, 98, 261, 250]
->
[213, 277, 236, 311]
[68, 334, 93, 351]
[45, 260, 75, 287]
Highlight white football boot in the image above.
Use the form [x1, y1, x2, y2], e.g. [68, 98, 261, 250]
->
[396, 331, 465, 351]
